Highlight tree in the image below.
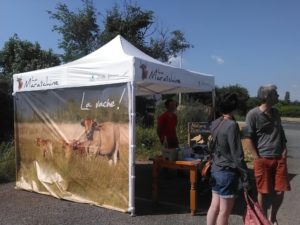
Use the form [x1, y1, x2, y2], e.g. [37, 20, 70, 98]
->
[284, 91, 290, 103]
[0, 34, 60, 82]
[216, 84, 250, 116]
[100, 2, 192, 62]
[48, 0, 192, 63]
[0, 80, 13, 142]
[48, 0, 101, 62]
[99, 3, 154, 51]
[246, 97, 260, 111]
[0, 35, 60, 141]
[148, 30, 192, 62]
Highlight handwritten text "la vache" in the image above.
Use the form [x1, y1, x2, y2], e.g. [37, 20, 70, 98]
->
[80, 92, 116, 110]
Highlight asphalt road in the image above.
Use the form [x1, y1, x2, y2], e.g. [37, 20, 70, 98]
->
[0, 123, 299, 225]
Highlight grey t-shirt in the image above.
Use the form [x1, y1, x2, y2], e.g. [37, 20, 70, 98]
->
[244, 107, 287, 157]
[211, 117, 249, 183]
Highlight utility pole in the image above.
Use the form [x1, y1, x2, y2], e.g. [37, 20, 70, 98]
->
[178, 52, 183, 106]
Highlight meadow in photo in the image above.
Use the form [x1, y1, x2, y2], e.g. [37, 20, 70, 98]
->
[15, 84, 130, 211]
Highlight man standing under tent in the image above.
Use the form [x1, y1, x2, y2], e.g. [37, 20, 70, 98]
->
[157, 99, 179, 148]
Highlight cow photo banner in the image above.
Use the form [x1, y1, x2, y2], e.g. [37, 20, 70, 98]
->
[14, 83, 129, 211]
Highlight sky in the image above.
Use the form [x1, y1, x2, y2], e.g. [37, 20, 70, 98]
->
[1, 0, 300, 100]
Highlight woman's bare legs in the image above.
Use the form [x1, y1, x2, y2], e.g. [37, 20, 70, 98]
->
[216, 197, 235, 225]
[207, 192, 220, 225]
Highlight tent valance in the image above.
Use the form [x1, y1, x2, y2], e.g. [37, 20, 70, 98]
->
[13, 35, 214, 95]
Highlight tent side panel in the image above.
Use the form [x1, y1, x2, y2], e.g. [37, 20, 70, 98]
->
[14, 84, 130, 212]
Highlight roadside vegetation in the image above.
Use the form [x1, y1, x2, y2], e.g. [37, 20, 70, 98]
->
[0, 141, 15, 183]
[1, 0, 300, 182]
[0, 0, 192, 183]
[276, 102, 300, 117]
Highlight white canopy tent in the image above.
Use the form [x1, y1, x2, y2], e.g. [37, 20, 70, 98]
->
[13, 35, 214, 215]
[12, 35, 214, 95]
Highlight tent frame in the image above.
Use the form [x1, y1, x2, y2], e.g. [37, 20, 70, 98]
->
[128, 84, 215, 216]
[129, 82, 136, 216]
[13, 35, 215, 216]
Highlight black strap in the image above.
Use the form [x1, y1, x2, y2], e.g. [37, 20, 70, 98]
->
[208, 117, 224, 161]
[211, 117, 225, 144]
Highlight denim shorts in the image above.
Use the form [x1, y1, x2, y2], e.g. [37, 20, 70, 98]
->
[210, 170, 239, 198]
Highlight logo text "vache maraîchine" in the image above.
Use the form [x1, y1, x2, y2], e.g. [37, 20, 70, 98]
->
[140, 64, 181, 84]
[19, 76, 60, 90]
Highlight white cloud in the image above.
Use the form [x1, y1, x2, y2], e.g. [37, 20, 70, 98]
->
[211, 55, 224, 65]
[291, 84, 298, 88]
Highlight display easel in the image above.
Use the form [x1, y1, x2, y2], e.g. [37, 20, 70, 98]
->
[187, 122, 211, 147]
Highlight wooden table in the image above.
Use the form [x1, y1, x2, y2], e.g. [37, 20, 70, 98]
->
[152, 156, 202, 215]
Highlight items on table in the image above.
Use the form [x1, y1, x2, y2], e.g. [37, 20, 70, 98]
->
[161, 144, 203, 161]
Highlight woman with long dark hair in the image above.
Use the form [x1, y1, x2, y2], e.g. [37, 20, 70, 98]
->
[206, 93, 249, 225]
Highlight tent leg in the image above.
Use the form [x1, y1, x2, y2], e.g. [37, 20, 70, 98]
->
[212, 89, 216, 119]
[128, 82, 136, 216]
[130, 210, 136, 217]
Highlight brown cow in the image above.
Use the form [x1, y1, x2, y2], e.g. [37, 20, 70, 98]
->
[72, 140, 86, 155]
[17, 78, 23, 90]
[61, 139, 86, 159]
[140, 64, 148, 80]
[36, 137, 53, 158]
[61, 139, 72, 160]
[81, 118, 120, 165]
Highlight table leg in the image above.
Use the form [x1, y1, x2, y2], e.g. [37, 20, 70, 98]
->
[152, 160, 159, 202]
[190, 166, 197, 215]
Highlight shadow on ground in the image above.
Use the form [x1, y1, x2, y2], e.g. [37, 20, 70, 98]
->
[288, 173, 297, 182]
[135, 162, 249, 217]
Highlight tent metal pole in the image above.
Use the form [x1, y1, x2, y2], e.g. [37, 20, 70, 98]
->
[128, 81, 136, 216]
[178, 93, 182, 106]
[179, 51, 182, 106]
[212, 89, 216, 119]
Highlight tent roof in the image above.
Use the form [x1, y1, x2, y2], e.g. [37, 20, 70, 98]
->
[13, 35, 214, 95]
[66, 35, 165, 66]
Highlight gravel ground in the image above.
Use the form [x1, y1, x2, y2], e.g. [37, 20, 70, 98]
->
[0, 123, 299, 225]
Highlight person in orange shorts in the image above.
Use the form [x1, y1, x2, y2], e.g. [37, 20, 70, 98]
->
[244, 85, 291, 225]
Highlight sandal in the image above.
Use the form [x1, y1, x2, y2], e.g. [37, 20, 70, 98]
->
[269, 220, 278, 225]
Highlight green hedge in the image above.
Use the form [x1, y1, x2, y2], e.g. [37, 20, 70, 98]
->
[136, 100, 211, 160]
[0, 141, 15, 183]
[277, 105, 300, 117]
[135, 126, 161, 160]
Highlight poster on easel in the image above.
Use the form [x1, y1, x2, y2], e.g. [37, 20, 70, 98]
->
[187, 122, 210, 146]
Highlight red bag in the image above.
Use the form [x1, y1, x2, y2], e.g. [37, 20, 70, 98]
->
[201, 160, 211, 178]
[243, 192, 271, 225]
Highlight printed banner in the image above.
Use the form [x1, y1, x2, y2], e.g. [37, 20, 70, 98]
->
[14, 83, 129, 211]
[188, 122, 210, 146]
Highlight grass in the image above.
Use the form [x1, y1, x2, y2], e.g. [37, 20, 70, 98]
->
[135, 122, 254, 164]
[135, 126, 161, 161]
[238, 121, 254, 168]
[0, 141, 15, 183]
[15, 122, 129, 211]
[242, 139, 254, 168]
